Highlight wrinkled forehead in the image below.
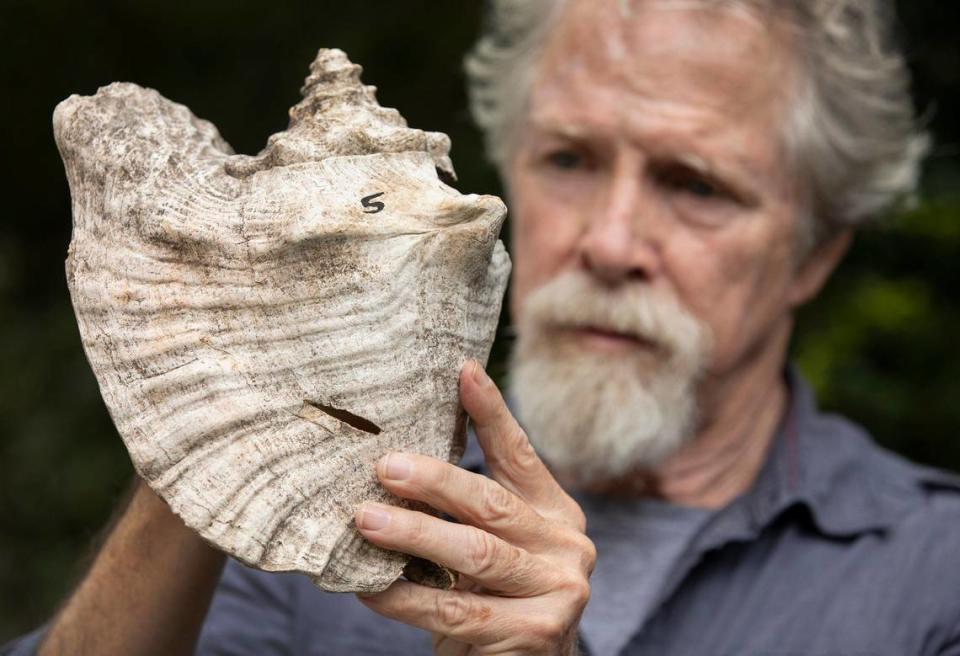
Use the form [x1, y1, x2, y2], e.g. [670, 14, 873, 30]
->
[548, 0, 788, 55]
[532, 0, 798, 124]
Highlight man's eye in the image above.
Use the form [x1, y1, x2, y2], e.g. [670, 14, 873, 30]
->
[681, 178, 718, 198]
[661, 170, 725, 200]
[545, 150, 583, 170]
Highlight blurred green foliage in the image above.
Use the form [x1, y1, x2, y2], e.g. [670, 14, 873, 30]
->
[794, 200, 960, 470]
[0, 0, 957, 643]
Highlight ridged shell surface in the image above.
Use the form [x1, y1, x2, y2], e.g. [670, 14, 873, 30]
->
[53, 49, 510, 592]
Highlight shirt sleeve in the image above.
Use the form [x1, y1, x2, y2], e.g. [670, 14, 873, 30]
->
[0, 560, 295, 656]
[195, 558, 297, 656]
[0, 626, 46, 656]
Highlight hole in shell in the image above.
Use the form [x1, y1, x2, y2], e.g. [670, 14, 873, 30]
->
[302, 401, 382, 435]
[436, 166, 457, 187]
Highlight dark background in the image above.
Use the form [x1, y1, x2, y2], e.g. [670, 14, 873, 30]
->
[1, 0, 958, 641]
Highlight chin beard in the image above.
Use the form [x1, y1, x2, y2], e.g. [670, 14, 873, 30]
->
[508, 271, 711, 488]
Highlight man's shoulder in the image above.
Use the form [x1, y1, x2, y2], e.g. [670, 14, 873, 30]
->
[867, 439, 960, 540]
[849, 417, 960, 515]
[808, 406, 960, 611]
[816, 404, 960, 526]
[772, 369, 960, 571]
[861, 442, 960, 644]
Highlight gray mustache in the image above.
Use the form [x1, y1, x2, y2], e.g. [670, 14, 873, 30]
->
[518, 273, 701, 353]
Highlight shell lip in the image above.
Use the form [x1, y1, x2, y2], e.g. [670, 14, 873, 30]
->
[442, 193, 508, 233]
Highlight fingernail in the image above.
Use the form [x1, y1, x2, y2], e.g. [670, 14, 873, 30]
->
[381, 453, 413, 480]
[471, 360, 490, 386]
[357, 504, 391, 531]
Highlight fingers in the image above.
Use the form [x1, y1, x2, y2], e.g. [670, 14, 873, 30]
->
[357, 581, 513, 646]
[359, 581, 583, 653]
[460, 360, 586, 530]
[372, 452, 554, 550]
[368, 454, 596, 575]
[354, 362, 595, 655]
[355, 503, 544, 596]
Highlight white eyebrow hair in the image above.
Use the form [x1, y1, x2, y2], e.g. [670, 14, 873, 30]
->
[672, 152, 737, 185]
[674, 151, 715, 175]
[670, 150, 762, 205]
[525, 113, 589, 140]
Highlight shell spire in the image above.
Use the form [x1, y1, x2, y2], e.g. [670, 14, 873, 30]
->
[225, 49, 455, 180]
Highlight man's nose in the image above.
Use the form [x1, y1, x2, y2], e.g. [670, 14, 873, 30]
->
[579, 168, 660, 284]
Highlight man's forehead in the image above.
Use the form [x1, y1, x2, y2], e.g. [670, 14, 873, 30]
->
[524, 0, 796, 172]
[537, 0, 796, 106]
[555, 0, 778, 38]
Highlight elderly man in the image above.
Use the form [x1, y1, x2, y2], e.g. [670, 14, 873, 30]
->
[7, 0, 960, 655]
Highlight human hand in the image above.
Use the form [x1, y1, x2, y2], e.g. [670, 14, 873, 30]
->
[354, 360, 595, 655]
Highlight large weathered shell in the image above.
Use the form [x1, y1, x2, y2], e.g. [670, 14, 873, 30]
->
[53, 49, 510, 592]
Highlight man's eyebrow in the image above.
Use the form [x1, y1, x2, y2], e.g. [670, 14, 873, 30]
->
[673, 152, 732, 183]
[525, 114, 590, 140]
[666, 151, 761, 205]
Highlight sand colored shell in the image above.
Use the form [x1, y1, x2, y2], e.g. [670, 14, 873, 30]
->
[53, 49, 510, 592]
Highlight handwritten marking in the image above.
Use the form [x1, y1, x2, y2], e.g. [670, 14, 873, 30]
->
[361, 192, 385, 214]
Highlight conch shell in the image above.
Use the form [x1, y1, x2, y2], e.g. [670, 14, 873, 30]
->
[53, 49, 510, 592]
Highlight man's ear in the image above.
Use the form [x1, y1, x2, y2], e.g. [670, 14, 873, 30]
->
[788, 228, 853, 308]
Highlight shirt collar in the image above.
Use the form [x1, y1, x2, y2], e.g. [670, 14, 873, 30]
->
[719, 365, 960, 541]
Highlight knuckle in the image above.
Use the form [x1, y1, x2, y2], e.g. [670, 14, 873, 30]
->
[435, 593, 487, 630]
[435, 594, 471, 628]
[574, 511, 588, 533]
[555, 530, 596, 573]
[574, 534, 597, 574]
[549, 497, 587, 533]
[405, 456, 457, 501]
[418, 456, 449, 491]
[527, 614, 568, 646]
[474, 483, 515, 526]
[563, 575, 592, 608]
[509, 432, 541, 473]
[567, 505, 588, 533]
[552, 568, 590, 605]
[403, 513, 430, 550]
[466, 530, 501, 578]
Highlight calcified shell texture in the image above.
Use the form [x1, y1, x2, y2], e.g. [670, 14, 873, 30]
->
[54, 49, 510, 592]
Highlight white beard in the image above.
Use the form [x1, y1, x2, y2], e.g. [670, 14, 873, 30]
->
[508, 271, 712, 487]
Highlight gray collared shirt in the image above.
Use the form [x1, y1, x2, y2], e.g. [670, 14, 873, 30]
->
[6, 369, 960, 655]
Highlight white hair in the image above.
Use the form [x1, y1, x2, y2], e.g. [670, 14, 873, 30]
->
[465, 0, 930, 244]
